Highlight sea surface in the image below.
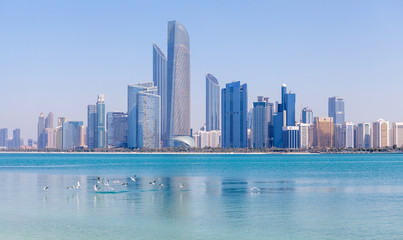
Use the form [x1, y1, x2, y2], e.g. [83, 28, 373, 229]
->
[1, 153, 403, 239]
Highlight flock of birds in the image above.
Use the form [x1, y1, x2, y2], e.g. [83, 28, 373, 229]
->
[42, 175, 189, 193]
[43, 175, 261, 193]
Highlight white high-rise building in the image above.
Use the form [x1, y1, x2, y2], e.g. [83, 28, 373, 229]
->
[342, 122, 355, 148]
[357, 123, 371, 148]
[299, 123, 310, 149]
[392, 122, 403, 148]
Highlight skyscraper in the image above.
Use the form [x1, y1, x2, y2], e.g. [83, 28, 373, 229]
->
[299, 123, 310, 149]
[221, 81, 247, 148]
[313, 117, 334, 148]
[273, 84, 296, 148]
[44, 112, 55, 149]
[342, 122, 355, 148]
[357, 123, 371, 149]
[282, 126, 300, 149]
[62, 121, 84, 150]
[206, 73, 220, 131]
[372, 119, 389, 148]
[106, 112, 128, 148]
[328, 97, 345, 124]
[96, 94, 106, 148]
[12, 128, 21, 149]
[284, 92, 296, 126]
[0, 128, 7, 148]
[252, 96, 271, 148]
[333, 124, 343, 149]
[56, 117, 67, 150]
[45, 112, 54, 128]
[166, 20, 190, 146]
[273, 111, 284, 148]
[137, 87, 161, 148]
[128, 82, 161, 149]
[37, 113, 45, 149]
[153, 43, 168, 145]
[392, 122, 403, 148]
[45, 128, 57, 149]
[302, 108, 313, 124]
[87, 105, 96, 149]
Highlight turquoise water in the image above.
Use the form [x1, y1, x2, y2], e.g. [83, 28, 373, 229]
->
[1, 153, 403, 239]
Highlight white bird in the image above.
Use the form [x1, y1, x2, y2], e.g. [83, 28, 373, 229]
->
[130, 176, 136, 182]
[94, 185, 99, 191]
[112, 180, 120, 184]
[97, 177, 101, 183]
[149, 180, 156, 185]
[179, 183, 184, 189]
[76, 181, 80, 189]
[250, 187, 261, 192]
[122, 182, 128, 186]
[43, 186, 49, 191]
[159, 183, 164, 187]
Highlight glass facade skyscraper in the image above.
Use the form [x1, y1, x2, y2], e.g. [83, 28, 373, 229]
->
[62, 121, 83, 150]
[252, 96, 272, 148]
[166, 20, 190, 145]
[273, 84, 296, 148]
[284, 92, 296, 126]
[0, 128, 8, 148]
[128, 82, 161, 149]
[96, 94, 106, 148]
[12, 129, 21, 149]
[153, 43, 168, 145]
[357, 123, 371, 148]
[87, 105, 96, 149]
[37, 113, 45, 149]
[138, 87, 160, 148]
[206, 73, 220, 131]
[328, 96, 345, 124]
[282, 126, 300, 149]
[221, 81, 247, 148]
[45, 112, 54, 129]
[302, 107, 313, 124]
[106, 112, 128, 148]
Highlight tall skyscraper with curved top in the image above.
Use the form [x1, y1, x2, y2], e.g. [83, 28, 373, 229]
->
[166, 20, 190, 146]
[206, 73, 220, 131]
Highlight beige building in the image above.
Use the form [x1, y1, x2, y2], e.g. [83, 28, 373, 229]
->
[372, 119, 389, 148]
[193, 129, 221, 148]
[313, 117, 334, 148]
[78, 125, 85, 147]
[392, 122, 403, 147]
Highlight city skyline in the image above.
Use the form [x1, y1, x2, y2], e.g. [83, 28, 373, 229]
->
[1, 1, 403, 141]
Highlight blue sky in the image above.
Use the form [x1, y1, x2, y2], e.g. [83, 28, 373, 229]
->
[1, 0, 403, 141]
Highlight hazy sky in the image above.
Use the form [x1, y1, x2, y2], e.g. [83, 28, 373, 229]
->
[1, 0, 403, 141]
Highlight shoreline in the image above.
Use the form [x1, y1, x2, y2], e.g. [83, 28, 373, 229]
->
[0, 151, 313, 155]
[0, 151, 401, 155]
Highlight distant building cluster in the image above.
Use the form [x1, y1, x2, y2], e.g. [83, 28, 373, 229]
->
[2, 21, 403, 151]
